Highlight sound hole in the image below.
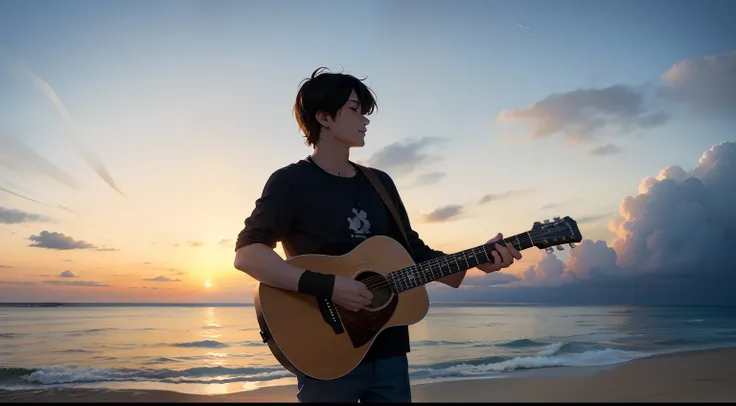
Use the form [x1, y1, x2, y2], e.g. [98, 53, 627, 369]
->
[355, 271, 393, 310]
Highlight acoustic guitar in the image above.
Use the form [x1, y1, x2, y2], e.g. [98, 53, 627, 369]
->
[254, 215, 583, 380]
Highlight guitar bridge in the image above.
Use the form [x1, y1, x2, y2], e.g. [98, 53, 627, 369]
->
[318, 298, 345, 335]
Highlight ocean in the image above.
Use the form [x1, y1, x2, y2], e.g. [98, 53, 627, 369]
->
[1, 303, 735, 394]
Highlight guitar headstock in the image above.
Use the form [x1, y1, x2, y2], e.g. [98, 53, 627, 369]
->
[529, 216, 583, 254]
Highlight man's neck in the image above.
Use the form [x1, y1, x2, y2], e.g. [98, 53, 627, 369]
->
[311, 139, 351, 173]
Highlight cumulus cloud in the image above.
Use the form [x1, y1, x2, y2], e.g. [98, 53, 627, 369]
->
[28, 231, 96, 250]
[362, 137, 444, 175]
[497, 85, 670, 144]
[59, 270, 75, 278]
[189, 241, 204, 248]
[27, 231, 117, 251]
[0, 206, 49, 224]
[611, 141, 736, 274]
[430, 141, 736, 305]
[658, 50, 736, 114]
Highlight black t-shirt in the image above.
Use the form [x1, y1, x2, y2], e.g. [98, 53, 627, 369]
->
[235, 157, 446, 360]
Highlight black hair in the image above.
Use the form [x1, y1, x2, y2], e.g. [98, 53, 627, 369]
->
[293, 67, 377, 147]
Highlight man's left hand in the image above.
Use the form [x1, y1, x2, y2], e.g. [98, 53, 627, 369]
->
[477, 233, 522, 273]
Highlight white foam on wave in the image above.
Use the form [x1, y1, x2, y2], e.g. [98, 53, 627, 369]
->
[410, 346, 646, 380]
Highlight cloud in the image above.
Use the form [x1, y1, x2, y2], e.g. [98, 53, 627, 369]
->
[419, 204, 464, 223]
[611, 141, 736, 274]
[0, 281, 35, 285]
[0, 131, 82, 189]
[42, 280, 110, 287]
[430, 141, 736, 305]
[0, 265, 11, 269]
[520, 252, 571, 286]
[658, 50, 736, 114]
[576, 214, 612, 224]
[586, 143, 622, 157]
[59, 270, 75, 278]
[218, 239, 231, 247]
[189, 241, 204, 248]
[0, 184, 74, 214]
[143, 275, 181, 282]
[362, 137, 444, 175]
[0, 207, 49, 224]
[540, 198, 584, 210]
[0, 47, 126, 198]
[497, 85, 670, 144]
[479, 188, 535, 204]
[27, 231, 116, 251]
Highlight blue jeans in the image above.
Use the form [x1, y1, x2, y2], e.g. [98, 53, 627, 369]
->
[296, 354, 412, 403]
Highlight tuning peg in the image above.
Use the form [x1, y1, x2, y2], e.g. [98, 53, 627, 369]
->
[556, 245, 564, 251]
[544, 219, 550, 224]
[553, 216, 560, 221]
[569, 243, 577, 248]
[545, 247, 554, 254]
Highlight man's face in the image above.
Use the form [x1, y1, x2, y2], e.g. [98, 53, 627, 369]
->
[322, 90, 370, 148]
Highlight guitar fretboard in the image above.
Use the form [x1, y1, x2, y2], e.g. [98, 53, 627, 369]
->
[387, 233, 534, 293]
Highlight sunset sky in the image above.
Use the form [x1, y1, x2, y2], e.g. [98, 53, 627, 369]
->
[1, 0, 734, 304]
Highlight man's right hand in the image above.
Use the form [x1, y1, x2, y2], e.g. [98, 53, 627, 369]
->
[332, 275, 373, 312]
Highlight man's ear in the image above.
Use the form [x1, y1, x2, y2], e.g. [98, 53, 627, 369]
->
[315, 111, 332, 128]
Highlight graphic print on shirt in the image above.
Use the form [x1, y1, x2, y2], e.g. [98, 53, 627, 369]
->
[347, 208, 371, 239]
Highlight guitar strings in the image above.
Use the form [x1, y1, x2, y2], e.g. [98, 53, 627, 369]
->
[354, 226, 574, 292]
[360, 236, 523, 290]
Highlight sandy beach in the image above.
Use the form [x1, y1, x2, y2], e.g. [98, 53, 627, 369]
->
[3, 347, 735, 403]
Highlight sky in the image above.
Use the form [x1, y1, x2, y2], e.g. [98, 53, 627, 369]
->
[0, 0, 734, 304]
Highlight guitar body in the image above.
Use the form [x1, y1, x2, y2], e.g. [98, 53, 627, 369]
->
[254, 236, 429, 380]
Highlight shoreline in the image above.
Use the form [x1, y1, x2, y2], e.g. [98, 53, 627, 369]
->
[3, 347, 736, 402]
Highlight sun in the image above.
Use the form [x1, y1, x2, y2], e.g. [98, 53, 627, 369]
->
[204, 280, 213, 289]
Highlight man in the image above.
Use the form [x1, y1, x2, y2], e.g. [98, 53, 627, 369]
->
[233, 67, 522, 403]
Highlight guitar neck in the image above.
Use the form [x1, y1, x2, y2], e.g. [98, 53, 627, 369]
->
[387, 232, 535, 293]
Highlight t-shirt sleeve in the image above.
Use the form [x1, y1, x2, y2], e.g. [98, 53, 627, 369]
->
[379, 171, 447, 263]
[234, 169, 295, 251]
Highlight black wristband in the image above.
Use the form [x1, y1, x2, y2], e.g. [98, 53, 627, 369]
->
[298, 270, 335, 300]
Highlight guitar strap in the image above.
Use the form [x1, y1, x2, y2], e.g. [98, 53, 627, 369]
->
[354, 164, 414, 257]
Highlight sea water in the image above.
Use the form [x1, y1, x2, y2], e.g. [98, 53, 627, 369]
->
[1, 303, 735, 394]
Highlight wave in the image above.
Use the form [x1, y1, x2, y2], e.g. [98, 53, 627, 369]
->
[0, 365, 291, 386]
[412, 340, 472, 346]
[410, 345, 643, 380]
[170, 340, 229, 348]
[496, 338, 547, 348]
